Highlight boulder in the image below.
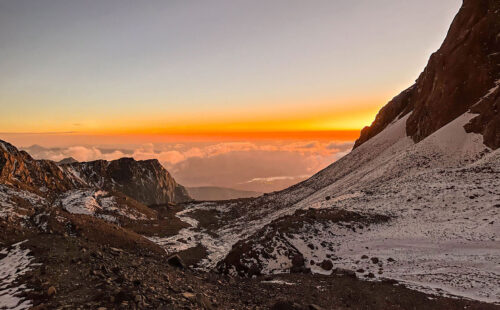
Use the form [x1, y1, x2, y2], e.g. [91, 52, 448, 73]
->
[167, 254, 185, 269]
[319, 259, 333, 271]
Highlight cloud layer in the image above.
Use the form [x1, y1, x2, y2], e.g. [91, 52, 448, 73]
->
[22, 140, 353, 192]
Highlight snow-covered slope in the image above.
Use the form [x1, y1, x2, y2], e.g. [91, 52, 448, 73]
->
[286, 113, 499, 303]
[55, 189, 153, 222]
[158, 111, 499, 303]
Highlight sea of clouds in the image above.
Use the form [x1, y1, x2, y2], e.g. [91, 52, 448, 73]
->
[22, 140, 353, 192]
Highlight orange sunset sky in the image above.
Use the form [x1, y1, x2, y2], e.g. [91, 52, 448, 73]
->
[0, 0, 461, 191]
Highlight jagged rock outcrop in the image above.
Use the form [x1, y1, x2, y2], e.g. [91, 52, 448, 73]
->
[0, 140, 191, 205]
[0, 140, 85, 196]
[465, 81, 500, 149]
[64, 158, 191, 205]
[354, 0, 500, 149]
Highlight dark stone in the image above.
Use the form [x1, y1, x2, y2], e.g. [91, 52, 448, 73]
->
[167, 255, 185, 269]
[196, 293, 214, 310]
[319, 259, 333, 271]
[290, 254, 308, 274]
[332, 268, 356, 278]
[366, 272, 375, 278]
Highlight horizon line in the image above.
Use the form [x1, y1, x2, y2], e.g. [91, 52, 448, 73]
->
[0, 129, 361, 142]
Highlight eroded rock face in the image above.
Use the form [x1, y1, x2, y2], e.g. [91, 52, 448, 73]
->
[0, 140, 191, 205]
[0, 140, 84, 196]
[64, 158, 191, 205]
[465, 83, 500, 149]
[354, 0, 500, 150]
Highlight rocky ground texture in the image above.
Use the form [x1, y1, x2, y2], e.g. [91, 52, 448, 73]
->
[1, 220, 499, 310]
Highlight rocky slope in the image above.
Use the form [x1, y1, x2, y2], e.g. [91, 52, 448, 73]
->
[354, 0, 500, 149]
[4, 141, 493, 310]
[157, 113, 500, 303]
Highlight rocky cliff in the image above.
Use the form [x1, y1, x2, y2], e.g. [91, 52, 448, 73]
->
[0, 140, 190, 205]
[354, 0, 500, 150]
[0, 140, 84, 196]
[64, 158, 191, 205]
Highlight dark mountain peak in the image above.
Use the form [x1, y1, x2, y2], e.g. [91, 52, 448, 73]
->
[111, 157, 162, 168]
[113, 157, 135, 163]
[57, 157, 78, 165]
[140, 158, 163, 166]
[354, 0, 500, 150]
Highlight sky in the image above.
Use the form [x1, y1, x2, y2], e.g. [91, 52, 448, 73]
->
[0, 0, 461, 191]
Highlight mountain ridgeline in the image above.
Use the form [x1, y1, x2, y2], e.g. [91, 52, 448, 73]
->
[354, 0, 500, 150]
[0, 140, 190, 205]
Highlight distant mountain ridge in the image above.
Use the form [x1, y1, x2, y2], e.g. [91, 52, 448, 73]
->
[57, 157, 78, 164]
[0, 140, 190, 205]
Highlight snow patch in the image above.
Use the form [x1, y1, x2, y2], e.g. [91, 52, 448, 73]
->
[0, 185, 46, 220]
[474, 79, 500, 106]
[261, 280, 295, 286]
[60, 189, 101, 215]
[0, 241, 35, 310]
[57, 189, 148, 221]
